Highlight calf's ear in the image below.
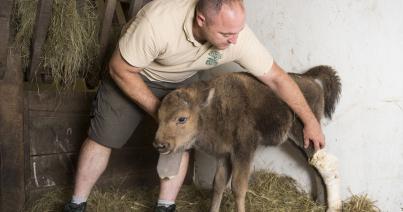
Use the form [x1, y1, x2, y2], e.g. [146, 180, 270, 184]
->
[201, 88, 215, 108]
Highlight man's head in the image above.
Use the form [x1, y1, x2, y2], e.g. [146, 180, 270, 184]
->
[194, 0, 245, 50]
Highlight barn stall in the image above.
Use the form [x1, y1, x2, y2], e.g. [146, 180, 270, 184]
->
[1, 0, 402, 211]
[0, 0, 194, 211]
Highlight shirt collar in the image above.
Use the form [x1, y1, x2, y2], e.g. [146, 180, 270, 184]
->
[183, 1, 202, 47]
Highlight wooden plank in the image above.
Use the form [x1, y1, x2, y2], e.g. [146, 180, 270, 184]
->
[29, 153, 78, 189]
[27, 148, 159, 191]
[0, 50, 25, 212]
[24, 89, 32, 206]
[29, 112, 90, 155]
[28, 90, 95, 113]
[27, 0, 53, 81]
[28, 110, 158, 155]
[0, 0, 13, 79]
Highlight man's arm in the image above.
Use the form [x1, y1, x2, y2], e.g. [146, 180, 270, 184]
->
[257, 62, 325, 151]
[109, 49, 160, 120]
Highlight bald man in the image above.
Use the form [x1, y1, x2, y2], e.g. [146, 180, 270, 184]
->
[64, 0, 325, 211]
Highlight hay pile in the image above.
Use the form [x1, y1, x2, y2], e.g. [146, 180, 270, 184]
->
[342, 194, 380, 212]
[244, 171, 324, 211]
[27, 171, 379, 212]
[13, 0, 99, 89]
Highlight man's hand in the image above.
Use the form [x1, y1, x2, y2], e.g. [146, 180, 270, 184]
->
[303, 120, 325, 151]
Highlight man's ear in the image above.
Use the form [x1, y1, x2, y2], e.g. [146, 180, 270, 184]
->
[201, 88, 215, 108]
[195, 11, 206, 27]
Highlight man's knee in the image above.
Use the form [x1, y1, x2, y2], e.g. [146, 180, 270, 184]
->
[80, 137, 112, 155]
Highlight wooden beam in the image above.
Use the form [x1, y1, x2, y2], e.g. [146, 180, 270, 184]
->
[27, 90, 94, 113]
[28, 112, 90, 155]
[116, 1, 127, 25]
[0, 0, 13, 80]
[0, 50, 25, 212]
[27, 0, 53, 82]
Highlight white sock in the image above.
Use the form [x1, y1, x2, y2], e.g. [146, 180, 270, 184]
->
[157, 199, 175, 207]
[71, 195, 87, 204]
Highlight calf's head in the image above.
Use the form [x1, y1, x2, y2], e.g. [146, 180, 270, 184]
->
[154, 86, 215, 154]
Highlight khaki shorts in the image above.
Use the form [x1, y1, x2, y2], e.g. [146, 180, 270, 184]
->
[88, 73, 201, 148]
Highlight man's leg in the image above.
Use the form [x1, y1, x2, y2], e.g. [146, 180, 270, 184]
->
[158, 151, 189, 201]
[73, 138, 111, 199]
[63, 138, 111, 212]
[65, 76, 146, 212]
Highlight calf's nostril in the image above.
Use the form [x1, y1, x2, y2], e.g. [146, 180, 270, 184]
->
[153, 141, 169, 151]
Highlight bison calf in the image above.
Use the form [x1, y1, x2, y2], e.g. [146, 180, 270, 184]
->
[154, 66, 342, 212]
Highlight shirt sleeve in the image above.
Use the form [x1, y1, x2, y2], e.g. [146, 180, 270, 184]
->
[118, 11, 160, 68]
[234, 25, 274, 76]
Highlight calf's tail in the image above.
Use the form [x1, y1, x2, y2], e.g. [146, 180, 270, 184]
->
[304, 66, 341, 119]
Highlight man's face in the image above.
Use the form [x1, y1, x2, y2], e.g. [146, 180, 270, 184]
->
[197, 3, 245, 50]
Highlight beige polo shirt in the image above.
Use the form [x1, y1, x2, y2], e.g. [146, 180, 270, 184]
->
[119, 0, 274, 83]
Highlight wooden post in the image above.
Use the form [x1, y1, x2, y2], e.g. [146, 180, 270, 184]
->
[0, 50, 25, 211]
[116, 1, 127, 26]
[0, 0, 13, 80]
[27, 0, 53, 82]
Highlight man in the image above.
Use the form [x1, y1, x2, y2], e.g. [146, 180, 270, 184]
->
[64, 0, 325, 211]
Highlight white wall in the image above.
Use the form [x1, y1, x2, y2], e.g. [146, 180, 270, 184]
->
[194, 1, 403, 211]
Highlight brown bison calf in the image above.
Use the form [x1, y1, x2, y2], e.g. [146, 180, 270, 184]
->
[154, 66, 342, 212]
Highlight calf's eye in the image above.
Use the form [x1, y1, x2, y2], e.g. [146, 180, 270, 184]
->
[177, 117, 188, 124]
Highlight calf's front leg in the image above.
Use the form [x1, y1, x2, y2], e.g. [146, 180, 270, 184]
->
[210, 156, 231, 212]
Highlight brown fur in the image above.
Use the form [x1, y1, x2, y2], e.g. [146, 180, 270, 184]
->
[155, 65, 341, 212]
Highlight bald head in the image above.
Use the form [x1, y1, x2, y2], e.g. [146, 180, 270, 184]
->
[193, 0, 245, 49]
[196, 0, 244, 24]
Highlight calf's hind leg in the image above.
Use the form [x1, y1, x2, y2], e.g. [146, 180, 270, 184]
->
[230, 153, 253, 212]
[210, 156, 231, 212]
[289, 124, 342, 212]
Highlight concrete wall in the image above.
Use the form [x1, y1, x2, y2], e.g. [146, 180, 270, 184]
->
[194, 0, 403, 211]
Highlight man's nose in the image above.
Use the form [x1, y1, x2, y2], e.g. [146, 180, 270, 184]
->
[228, 34, 238, 44]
